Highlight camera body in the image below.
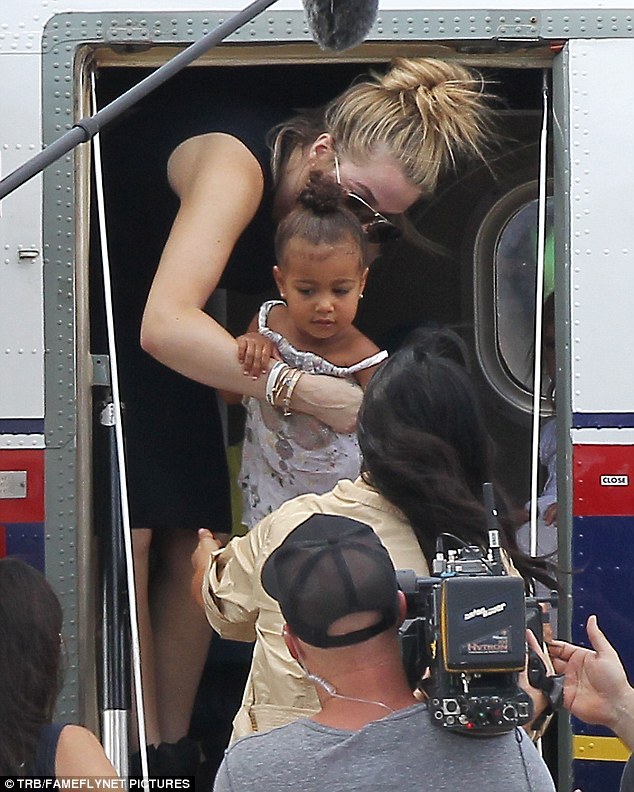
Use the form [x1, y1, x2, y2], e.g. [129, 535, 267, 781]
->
[398, 534, 538, 735]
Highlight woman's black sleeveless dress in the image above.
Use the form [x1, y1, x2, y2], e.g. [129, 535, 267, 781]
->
[98, 65, 365, 531]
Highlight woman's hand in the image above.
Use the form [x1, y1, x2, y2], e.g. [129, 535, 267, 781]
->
[543, 502, 558, 526]
[191, 528, 223, 607]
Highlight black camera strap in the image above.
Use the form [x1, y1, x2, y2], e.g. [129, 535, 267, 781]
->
[527, 650, 564, 730]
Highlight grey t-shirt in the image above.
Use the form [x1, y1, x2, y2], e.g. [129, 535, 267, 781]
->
[621, 755, 634, 792]
[213, 703, 556, 791]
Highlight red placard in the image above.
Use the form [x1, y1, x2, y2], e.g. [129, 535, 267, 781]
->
[573, 445, 634, 517]
[0, 449, 44, 523]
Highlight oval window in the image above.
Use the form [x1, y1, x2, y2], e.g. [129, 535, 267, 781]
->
[473, 180, 554, 413]
[496, 196, 554, 391]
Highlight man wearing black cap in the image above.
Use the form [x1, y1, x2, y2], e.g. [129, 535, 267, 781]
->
[212, 514, 555, 792]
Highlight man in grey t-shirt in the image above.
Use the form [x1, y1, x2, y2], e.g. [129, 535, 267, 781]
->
[213, 515, 555, 792]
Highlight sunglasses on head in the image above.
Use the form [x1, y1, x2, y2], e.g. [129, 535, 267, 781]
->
[344, 191, 403, 244]
[334, 154, 402, 245]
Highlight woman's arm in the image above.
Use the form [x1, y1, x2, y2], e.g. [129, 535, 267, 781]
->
[55, 725, 118, 777]
[141, 132, 264, 391]
[191, 528, 261, 643]
[141, 133, 361, 432]
[217, 314, 263, 404]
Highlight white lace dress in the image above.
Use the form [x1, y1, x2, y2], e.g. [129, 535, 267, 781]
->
[238, 300, 388, 529]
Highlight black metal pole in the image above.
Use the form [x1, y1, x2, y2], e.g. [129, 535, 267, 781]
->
[98, 401, 131, 775]
[0, 0, 278, 201]
[101, 403, 130, 714]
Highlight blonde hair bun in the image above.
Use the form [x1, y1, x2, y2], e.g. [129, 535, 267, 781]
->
[271, 57, 496, 198]
[324, 57, 495, 195]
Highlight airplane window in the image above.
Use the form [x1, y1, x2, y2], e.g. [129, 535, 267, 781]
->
[495, 196, 554, 392]
[472, 179, 554, 413]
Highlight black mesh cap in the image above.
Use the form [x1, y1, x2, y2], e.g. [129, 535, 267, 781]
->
[261, 514, 399, 648]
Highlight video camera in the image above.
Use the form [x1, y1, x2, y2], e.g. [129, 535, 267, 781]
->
[397, 485, 552, 735]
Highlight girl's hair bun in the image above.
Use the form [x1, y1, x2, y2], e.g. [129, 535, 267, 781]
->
[297, 170, 345, 215]
[274, 169, 368, 264]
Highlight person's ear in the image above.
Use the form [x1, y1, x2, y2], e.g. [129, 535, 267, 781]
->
[309, 132, 334, 163]
[273, 265, 286, 297]
[283, 624, 303, 662]
[359, 267, 369, 294]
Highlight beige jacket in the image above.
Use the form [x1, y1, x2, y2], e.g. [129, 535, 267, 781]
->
[201, 477, 429, 740]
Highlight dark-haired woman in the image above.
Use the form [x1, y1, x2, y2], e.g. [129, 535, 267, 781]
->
[192, 331, 555, 740]
[0, 558, 117, 778]
[356, 330, 555, 586]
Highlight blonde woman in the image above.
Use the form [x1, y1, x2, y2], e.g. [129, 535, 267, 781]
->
[135, 58, 496, 759]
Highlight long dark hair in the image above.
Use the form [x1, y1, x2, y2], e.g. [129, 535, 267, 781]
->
[357, 330, 557, 589]
[0, 558, 64, 774]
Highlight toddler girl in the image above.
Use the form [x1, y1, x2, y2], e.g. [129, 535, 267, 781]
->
[225, 171, 387, 528]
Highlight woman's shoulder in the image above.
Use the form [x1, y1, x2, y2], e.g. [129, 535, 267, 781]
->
[56, 725, 117, 777]
[167, 132, 264, 199]
[170, 130, 257, 159]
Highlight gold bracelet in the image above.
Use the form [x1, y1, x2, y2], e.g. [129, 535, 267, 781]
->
[281, 369, 303, 416]
[272, 368, 292, 409]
